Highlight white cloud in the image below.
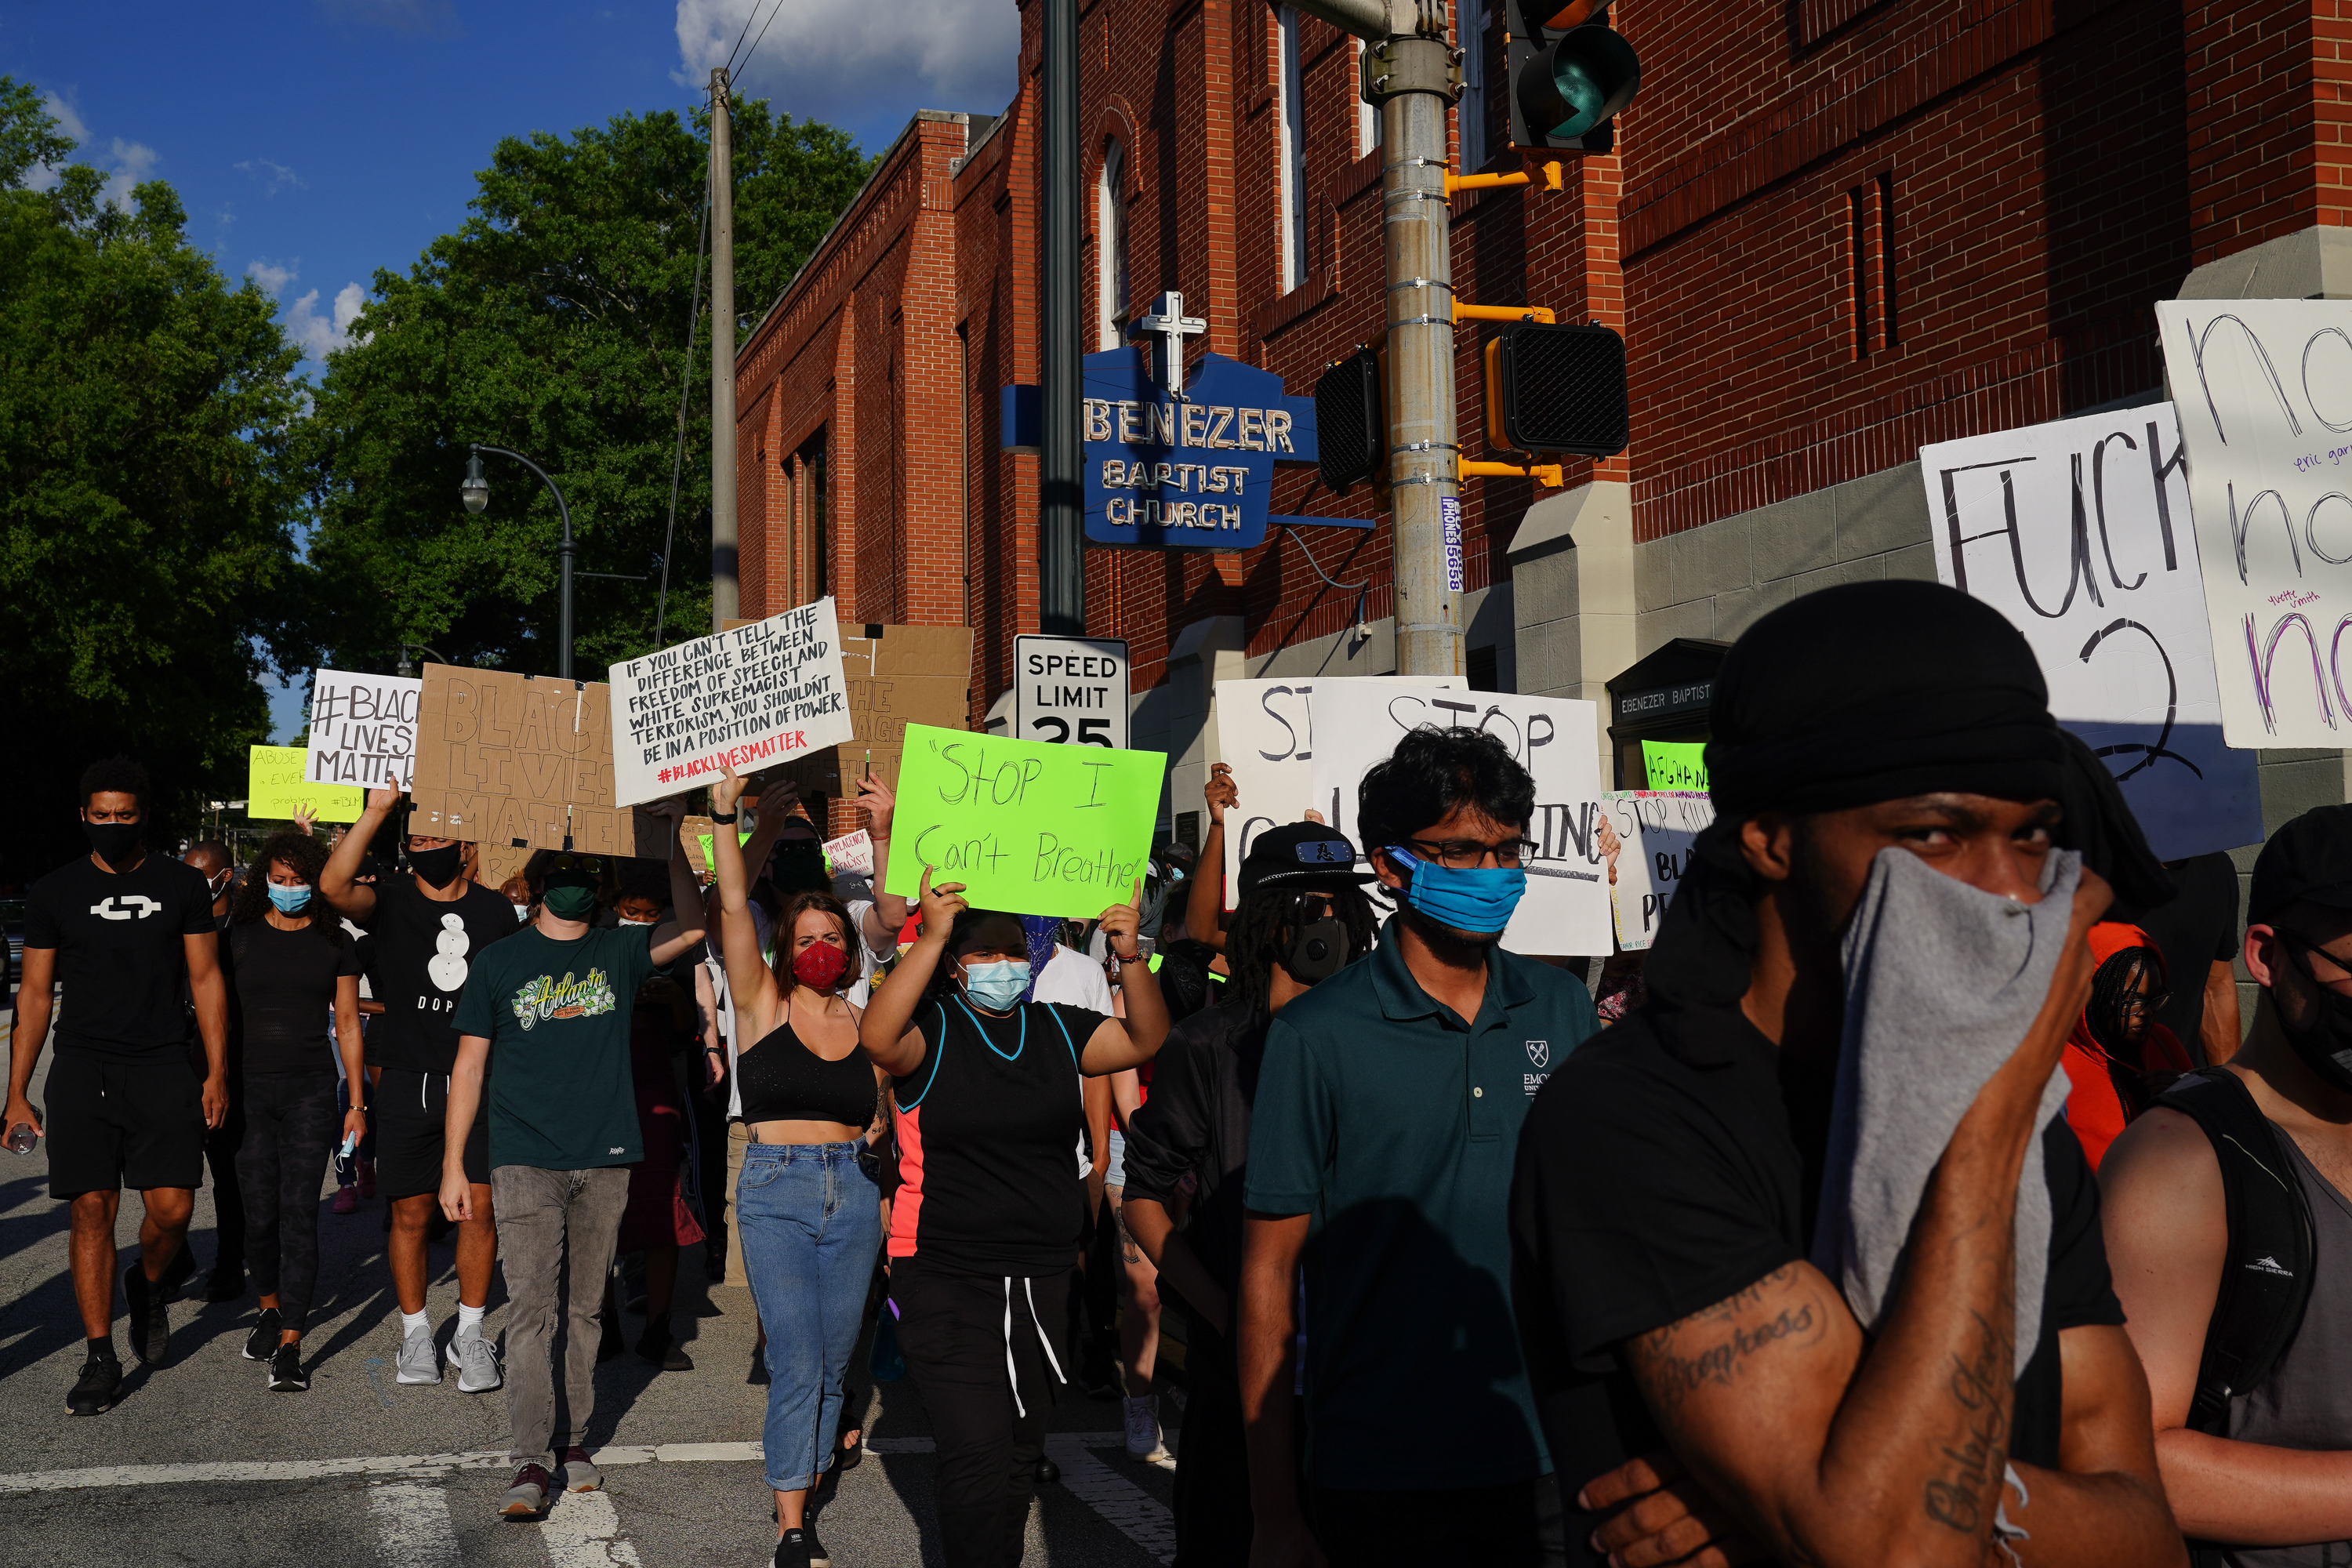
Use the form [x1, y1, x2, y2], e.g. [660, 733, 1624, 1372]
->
[286, 281, 368, 359]
[234, 158, 305, 194]
[42, 92, 89, 145]
[673, 0, 1019, 129]
[100, 138, 161, 210]
[246, 259, 296, 295]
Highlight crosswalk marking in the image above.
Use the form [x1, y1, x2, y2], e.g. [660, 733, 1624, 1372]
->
[539, 1486, 643, 1568]
[1044, 1435, 1177, 1565]
[368, 1479, 462, 1567]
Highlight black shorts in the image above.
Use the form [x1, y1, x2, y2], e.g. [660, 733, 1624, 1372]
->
[45, 1050, 206, 1199]
[374, 1067, 491, 1200]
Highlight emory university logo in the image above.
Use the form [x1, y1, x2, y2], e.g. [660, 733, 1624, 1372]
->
[1526, 1040, 1551, 1069]
[89, 895, 163, 921]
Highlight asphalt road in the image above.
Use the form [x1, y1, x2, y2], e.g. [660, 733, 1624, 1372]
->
[0, 1000, 1178, 1568]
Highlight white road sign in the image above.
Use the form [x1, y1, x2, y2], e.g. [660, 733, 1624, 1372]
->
[1014, 635, 1131, 749]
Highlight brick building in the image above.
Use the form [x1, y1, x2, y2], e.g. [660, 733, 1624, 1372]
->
[731, 0, 2352, 839]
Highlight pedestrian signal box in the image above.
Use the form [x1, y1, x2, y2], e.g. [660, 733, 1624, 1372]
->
[1504, 1, 1640, 155]
[1485, 321, 1628, 457]
[1315, 348, 1385, 496]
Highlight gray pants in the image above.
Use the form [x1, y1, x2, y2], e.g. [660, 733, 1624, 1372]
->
[491, 1164, 630, 1471]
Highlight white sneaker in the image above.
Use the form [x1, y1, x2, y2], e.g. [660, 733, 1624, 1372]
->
[1122, 1393, 1169, 1463]
[394, 1323, 439, 1385]
[447, 1324, 502, 1393]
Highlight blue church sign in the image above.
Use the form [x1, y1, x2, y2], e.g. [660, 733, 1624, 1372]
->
[1080, 292, 1326, 551]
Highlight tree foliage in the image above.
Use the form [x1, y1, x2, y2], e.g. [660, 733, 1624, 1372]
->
[0, 78, 308, 880]
[300, 101, 872, 680]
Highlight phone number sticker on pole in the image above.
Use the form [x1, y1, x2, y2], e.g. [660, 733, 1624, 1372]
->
[886, 723, 1167, 920]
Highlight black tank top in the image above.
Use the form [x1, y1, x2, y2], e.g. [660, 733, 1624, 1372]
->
[738, 1004, 875, 1131]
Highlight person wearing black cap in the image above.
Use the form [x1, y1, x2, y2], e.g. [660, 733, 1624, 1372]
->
[1240, 725, 1601, 1567]
[1510, 579, 2180, 1568]
[2101, 804, 2352, 1566]
[1120, 817, 1379, 1566]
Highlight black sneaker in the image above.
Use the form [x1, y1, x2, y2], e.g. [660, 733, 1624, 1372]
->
[267, 1342, 309, 1392]
[204, 1263, 248, 1303]
[242, 1308, 282, 1362]
[66, 1352, 121, 1416]
[771, 1529, 812, 1568]
[804, 1522, 832, 1568]
[122, 1265, 168, 1365]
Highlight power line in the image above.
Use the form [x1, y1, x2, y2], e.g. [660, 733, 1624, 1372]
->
[720, 0, 762, 76]
[735, 0, 786, 82]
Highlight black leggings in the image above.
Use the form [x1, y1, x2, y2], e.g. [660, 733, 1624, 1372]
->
[891, 1258, 1069, 1568]
[234, 1073, 339, 1332]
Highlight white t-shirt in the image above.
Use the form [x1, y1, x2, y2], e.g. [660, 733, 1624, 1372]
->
[1031, 942, 1113, 1012]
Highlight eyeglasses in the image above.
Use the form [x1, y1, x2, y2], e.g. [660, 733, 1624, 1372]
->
[1396, 834, 1538, 871]
[543, 854, 606, 876]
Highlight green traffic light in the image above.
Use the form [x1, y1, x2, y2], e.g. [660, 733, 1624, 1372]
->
[1547, 58, 1609, 138]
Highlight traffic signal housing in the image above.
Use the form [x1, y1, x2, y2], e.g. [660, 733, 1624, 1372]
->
[1315, 348, 1385, 496]
[1486, 321, 1628, 457]
[1504, 1, 1639, 155]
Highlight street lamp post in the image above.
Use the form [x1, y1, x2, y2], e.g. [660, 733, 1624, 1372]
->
[462, 445, 578, 679]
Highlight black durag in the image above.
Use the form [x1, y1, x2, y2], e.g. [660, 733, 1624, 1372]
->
[1642, 579, 2172, 1040]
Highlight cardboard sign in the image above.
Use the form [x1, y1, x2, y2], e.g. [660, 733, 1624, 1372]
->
[1306, 685, 1612, 955]
[408, 664, 670, 857]
[248, 746, 362, 822]
[2155, 300, 2352, 749]
[685, 816, 755, 880]
[1210, 675, 1463, 911]
[306, 669, 420, 790]
[1922, 405, 2262, 858]
[886, 723, 1166, 919]
[771, 622, 976, 806]
[1602, 791, 1714, 950]
[1641, 740, 1709, 793]
[607, 598, 854, 808]
[824, 828, 875, 878]
[476, 842, 535, 897]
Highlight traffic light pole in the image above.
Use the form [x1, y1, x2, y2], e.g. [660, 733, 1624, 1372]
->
[1038, 0, 1085, 637]
[710, 67, 739, 632]
[1368, 31, 1464, 678]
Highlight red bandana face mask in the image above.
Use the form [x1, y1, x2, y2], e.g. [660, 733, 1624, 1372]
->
[792, 940, 851, 992]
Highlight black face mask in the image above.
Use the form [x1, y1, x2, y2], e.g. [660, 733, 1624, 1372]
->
[410, 844, 463, 890]
[2278, 934, 2352, 1094]
[1283, 916, 1350, 984]
[768, 840, 828, 896]
[83, 820, 143, 871]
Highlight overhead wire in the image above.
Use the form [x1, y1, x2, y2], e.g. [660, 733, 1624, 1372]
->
[735, 0, 786, 82]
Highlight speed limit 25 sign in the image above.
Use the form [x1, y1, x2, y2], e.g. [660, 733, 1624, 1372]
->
[1013, 635, 1130, 748]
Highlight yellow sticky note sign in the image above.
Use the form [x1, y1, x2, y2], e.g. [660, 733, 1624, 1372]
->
[1642, 740, 1709, 793]
[248, 746, 363, 822]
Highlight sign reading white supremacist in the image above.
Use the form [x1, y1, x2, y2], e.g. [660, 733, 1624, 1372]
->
[306, 668, 421, 790]
[2156, 299, 2352, 747]
[606, 597, 855, 808]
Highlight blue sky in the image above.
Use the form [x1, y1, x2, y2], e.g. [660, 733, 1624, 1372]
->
[2, 0, 1018, 738]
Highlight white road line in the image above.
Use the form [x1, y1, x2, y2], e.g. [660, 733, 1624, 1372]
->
[368, 1479, 462, 1567]
[1044, 1434, 1176, 1565]
[539, 1486, 642, 1568]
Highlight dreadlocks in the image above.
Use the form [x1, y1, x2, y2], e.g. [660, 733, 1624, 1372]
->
[1225, 884, 1377, 1018]
[2085, 942, 2168, 1065]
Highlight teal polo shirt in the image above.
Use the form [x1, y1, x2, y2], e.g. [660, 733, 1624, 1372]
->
[1244, 917, 1598, 1490]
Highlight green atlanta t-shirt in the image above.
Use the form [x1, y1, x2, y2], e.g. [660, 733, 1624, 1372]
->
[452, 923, 654, 1171]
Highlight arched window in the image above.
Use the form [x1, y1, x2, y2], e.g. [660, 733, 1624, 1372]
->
[1098, 139, 1130, 350]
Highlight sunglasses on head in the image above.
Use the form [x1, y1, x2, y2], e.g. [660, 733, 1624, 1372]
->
[543, 854, 605, 876]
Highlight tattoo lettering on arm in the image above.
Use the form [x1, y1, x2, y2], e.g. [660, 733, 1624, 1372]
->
[1631, 1266, 1833, 1413]
[1923, 1305, 2014, 1535]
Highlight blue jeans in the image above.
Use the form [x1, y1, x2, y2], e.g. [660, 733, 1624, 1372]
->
[738, 1141, 881, 1492]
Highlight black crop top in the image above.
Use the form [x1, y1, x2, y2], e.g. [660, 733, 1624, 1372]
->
[738, 1011, 877, 1131]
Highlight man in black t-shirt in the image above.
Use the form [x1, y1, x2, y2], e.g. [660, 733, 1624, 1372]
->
[321, 785, 521, 1396]
[179, 839, 249, 1303]
[1511, 583, 2183, 1568]
[4, 757, 229, 1416]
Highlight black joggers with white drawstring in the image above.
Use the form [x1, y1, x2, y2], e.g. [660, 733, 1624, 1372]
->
[890, 1258, 1071, 1568]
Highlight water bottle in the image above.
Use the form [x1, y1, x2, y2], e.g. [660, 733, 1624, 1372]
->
[5, 1122, 35, 1156]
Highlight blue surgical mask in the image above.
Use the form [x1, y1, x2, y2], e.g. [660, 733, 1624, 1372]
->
[960, 958, 1032, 1011]
[267, 882, 312, 915]
[1385, 845, 1525, 935]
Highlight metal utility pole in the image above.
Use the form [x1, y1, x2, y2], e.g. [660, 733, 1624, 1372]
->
[710, 67, 739, 631]
[1038, 0, 1084, 637]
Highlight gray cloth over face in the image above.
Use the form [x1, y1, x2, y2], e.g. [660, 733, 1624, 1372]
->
[1812, 846, 2080, 1377]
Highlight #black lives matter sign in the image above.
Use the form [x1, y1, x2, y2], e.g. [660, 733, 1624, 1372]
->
[606, 597, 855, 808]
[306, 669, 421, 790]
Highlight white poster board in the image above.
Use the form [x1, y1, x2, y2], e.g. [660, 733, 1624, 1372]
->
[823, 828, 874, 878]
[606, 597, 855, 808]
[1921, 406, 2262, 858]
[305, 669, 421, 790]
[2156, 299, 2352, 748]
[1013, 635, 1130, 748]
[1602, 791, 1714, 950]
[1210, 675, 1461, 911]
[1306, 684, 1611, 955]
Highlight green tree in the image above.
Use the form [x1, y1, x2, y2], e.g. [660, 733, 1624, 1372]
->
[0, 78, 310, 880]
[301, 102, 870, 681]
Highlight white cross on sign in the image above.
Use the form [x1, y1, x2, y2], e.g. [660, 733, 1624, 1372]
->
[1128, 290, 1207, 400]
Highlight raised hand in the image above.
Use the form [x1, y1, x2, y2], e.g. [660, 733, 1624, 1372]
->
[713, 764, 750, 817]
[857, 774, 896, 837]
[1098, 877, 1145, 958]
[916, 864, 969, 938]
[1205, 762, 1237, 826]
[364, 784, 401, 817]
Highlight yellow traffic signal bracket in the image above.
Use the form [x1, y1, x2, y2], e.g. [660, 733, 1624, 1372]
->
[1446, 160, 1566, 198]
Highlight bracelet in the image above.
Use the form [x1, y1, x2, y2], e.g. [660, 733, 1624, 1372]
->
[710, 808, 739, 823]
[1116, 949, 1148, 964]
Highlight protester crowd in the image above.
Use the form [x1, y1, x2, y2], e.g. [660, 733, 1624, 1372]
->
[15, 577, 2352, 1567]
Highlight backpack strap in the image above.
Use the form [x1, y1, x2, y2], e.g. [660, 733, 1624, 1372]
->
[2153, 1069, 2317, 1436]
